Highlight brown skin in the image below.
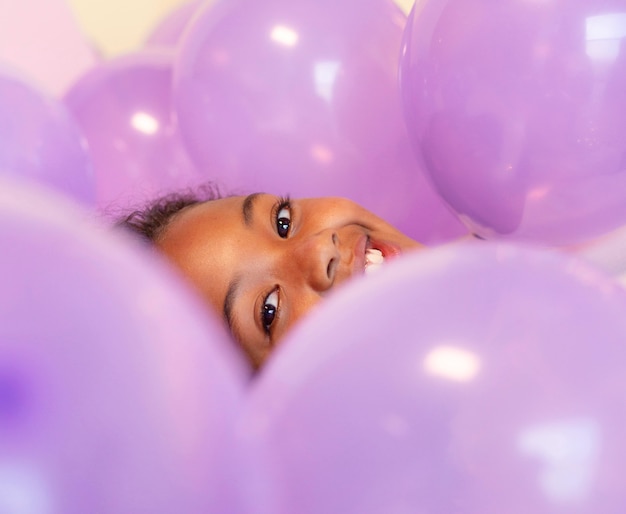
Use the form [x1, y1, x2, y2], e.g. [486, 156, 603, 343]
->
[156, 194, 421, 368]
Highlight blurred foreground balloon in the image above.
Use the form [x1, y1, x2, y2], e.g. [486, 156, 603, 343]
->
[240, 243, 626, 513]
[0, 177, 249, 513]
[0, 69, 94, 205]
[65, 51, 203, 212]
[174, 0, 466, 243]
[401, 0, 626, 245]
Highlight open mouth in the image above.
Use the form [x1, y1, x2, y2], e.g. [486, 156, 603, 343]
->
[363, 237, 402, 275]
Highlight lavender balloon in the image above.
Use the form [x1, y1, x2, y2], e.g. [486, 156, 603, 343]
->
[401, 0, 626, 245]
[65, 51, 203, 212]
[145, 0, 205, 48]
[239, 243, 626, 514]
[0, 177, 249, 513]
[0, 69, 94, 205]
[173, 0, 466, 244]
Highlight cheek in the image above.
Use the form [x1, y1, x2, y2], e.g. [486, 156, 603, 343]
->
[161, 245, 236, 314]
[279, 289, 325, 340]
[326, 198, 363, 218]
[176, 264, 226, 315]
[242, 340, 272, 370]
[303, 199, 365, 228]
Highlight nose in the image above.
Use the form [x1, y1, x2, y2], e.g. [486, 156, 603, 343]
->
[290, 229, 340, 292]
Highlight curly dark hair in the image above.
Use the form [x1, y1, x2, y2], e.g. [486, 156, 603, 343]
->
[115, 183, 223, 244]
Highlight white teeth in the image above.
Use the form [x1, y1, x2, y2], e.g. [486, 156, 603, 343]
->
[365, 248, 385, 274]
[365, 263, 381, 275]
[366, 248, 384, 264]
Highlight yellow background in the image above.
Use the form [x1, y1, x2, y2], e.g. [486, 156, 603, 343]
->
[66, 0, 416, 57]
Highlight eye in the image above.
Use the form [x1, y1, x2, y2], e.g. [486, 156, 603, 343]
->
[261, 289, 279, 335]
[275, 197, 292, 238]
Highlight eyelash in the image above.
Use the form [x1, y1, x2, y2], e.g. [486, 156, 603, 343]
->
[274, 196, 292, 238]
[261, 287, 279, 336]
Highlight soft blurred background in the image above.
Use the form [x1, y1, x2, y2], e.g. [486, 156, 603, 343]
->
[0, 0, 414, 94]
[3, 2, 626, 513]
[1, 0, 473, 246]
[67, 0, 414, 57]
[66, 0, 203, 58]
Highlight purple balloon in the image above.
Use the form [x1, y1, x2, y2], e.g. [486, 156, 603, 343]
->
[0, 177, 250, 513]
[239, 243, 626, 514]
[64, 51, 203, 213]
[146, 0, 204, 48]
[0, 68, 94, 205]
[401, 0, 626, 245]
[173, 0, 467, 244]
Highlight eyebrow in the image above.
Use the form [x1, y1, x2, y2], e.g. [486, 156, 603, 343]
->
[223, 274, 242, 335]
[242, 193, 261, 226]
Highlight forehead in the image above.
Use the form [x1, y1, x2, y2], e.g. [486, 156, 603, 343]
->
[155, 195, 249, 304]
[163, 195, 245, 239]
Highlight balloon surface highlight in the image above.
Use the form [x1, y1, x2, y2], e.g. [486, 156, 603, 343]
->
[240, 243, 626, 514]
[401, 0, 626, 245]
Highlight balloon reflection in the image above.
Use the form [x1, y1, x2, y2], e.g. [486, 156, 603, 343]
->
[309, 143, 334, 164]
[270, 25, 299, 47]
[518, 418, 600, 503]
[423, 344, 481, 382]
[0, 461, 51, 514]
[130, 111, 160, 135]
[586, 13, 626, 63]
[313, 61, 341, 102]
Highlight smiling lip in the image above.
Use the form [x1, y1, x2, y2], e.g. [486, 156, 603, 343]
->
[353, 235, 402, 276]
[366, 238, 401, 260]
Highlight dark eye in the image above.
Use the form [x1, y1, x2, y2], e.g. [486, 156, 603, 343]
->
[276, 203, 291, 238]
[262, 289, 279, 334]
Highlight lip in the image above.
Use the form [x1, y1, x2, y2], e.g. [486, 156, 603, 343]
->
[352, 235, 403, 276]
[366, 237, 402, 260]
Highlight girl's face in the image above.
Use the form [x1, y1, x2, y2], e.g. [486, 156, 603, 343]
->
[156, 194, 421, 368]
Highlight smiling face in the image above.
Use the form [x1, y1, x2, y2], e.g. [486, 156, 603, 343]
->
[155, 194, 421, 368]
